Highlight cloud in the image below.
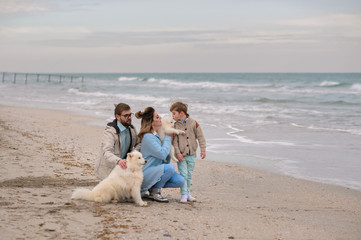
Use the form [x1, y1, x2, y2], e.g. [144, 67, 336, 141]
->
[0, 0, 100, 14]
[23, 29, 224, 48]
[0, 0, 49, 14]
[0, 26, 91, 35]
[2, 11, 360, 51]
[6, 26, 349, 49]
[275, 13, 361, 28]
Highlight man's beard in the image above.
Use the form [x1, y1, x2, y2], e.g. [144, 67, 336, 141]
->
[120, 119, 131, 127]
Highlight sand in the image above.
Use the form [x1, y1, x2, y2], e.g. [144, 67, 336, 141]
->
[0, 105, 360, 240]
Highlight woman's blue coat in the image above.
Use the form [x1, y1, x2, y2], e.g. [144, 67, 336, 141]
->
[140, 133, 171, 194]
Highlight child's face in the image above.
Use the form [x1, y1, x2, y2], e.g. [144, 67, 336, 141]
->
[171, 110, 181, 121]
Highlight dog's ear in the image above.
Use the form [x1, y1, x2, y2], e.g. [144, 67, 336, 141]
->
[127, 152, 133, 159]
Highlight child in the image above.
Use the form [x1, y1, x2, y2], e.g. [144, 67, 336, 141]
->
[170, 102, 206, 203]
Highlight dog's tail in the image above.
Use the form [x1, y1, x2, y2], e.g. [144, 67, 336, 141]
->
[71, 188, 94, 201]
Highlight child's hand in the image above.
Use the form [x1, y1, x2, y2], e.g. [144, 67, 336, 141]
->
[177, 153, 184, 162]
[200, 152, 206, 159]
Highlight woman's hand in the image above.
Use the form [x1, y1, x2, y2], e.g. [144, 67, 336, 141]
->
[200, 152, 206, 159]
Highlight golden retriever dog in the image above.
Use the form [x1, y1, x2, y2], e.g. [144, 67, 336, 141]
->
[71, 151, 147, 206]
[158, 116, 185, 162]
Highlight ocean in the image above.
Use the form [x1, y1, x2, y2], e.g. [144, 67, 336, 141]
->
[1, 72, 361, 191]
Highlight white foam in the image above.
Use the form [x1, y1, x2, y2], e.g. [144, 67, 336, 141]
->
[145, 77, 240, 90]
[319, 81, 340, 87]
[68, 88, 108, 97]
[351, 83, 361, 91]
[67, 88, 169, 103]
[226, 131, 295, 146]
[118, 77, 141, 81]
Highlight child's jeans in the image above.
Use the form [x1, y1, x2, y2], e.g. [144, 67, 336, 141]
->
[177, 155, 196, 195]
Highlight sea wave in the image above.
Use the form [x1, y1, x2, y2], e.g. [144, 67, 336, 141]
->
[68, 88, 108, 97]
[252, 97, 292, 103]
[118, 77, 143, 81]
[351, 83, 361, 91]
[67, 88, 169, 103]
[291, 122, 361, 136]
[226, 125, 295, 146]
[319, 81, 342, 87]
[146, 77, 241, 90]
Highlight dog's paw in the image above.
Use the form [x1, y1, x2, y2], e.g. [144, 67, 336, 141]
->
[138, 201, 148, 207]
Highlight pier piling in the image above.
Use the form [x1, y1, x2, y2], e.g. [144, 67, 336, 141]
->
[1, 72, 84, 84]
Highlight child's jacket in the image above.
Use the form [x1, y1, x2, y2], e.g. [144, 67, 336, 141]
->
[173, 117, 206, 156]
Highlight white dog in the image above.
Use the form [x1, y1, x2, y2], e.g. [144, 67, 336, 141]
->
[71, 151, 147, 206]
[158, 116, 185, 162]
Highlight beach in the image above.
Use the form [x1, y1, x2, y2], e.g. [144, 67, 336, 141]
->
[1, 104, 360, 240]
[2, 72, 361, 191]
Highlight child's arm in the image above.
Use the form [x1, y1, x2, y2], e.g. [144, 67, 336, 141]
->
[195, 121, 206, 159]
[172, 133, 183, 161]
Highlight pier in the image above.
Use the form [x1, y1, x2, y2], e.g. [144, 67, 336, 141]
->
[1, 72, 84, 84]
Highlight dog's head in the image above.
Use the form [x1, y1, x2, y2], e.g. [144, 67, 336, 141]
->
[127, 150, 146, 170]
[162, 116, 174, 128]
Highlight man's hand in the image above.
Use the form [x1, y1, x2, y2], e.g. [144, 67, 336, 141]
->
[118, 159, 127, 170]
[200, 152, 206, 159]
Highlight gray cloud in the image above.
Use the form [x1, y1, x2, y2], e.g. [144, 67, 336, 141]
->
[28, 26, 359, 50]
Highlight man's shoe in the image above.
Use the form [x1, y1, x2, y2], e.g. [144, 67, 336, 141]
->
[150, 189, 169, 202]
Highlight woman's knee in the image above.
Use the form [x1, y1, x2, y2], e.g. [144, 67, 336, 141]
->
[164, 163, 175, 174]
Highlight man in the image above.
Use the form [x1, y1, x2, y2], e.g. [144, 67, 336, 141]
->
[94, 103, 140, 180]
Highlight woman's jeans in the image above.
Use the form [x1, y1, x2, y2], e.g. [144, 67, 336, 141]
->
[154, 164, 185, 189]
[177, 155, 196, 195]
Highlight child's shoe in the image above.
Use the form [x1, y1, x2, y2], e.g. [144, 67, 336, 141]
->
[187, 194, 196, 202]
[180, 194, 188, 203]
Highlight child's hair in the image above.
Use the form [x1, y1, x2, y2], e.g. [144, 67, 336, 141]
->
[135, 106, 155, 141]
[170, 102, 189, 117]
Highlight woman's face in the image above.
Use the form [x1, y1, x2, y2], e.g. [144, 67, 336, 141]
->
[152, 111, 162, 130]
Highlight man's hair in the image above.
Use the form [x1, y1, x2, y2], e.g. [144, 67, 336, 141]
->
[114, 103, 130, 116]
[170, 102, 188, 117]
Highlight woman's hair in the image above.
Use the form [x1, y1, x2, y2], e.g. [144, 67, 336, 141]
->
[114, 103, 130, 116]
[170, 102, 189, 117]
[135, 106, 155, 141]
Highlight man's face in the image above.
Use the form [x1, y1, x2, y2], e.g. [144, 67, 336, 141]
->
[116, 109, 132, 127]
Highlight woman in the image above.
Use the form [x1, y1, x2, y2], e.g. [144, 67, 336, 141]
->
[135, 107, 185, 202]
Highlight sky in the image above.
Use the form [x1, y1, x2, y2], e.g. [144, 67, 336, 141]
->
[0, 0, 361, 73]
